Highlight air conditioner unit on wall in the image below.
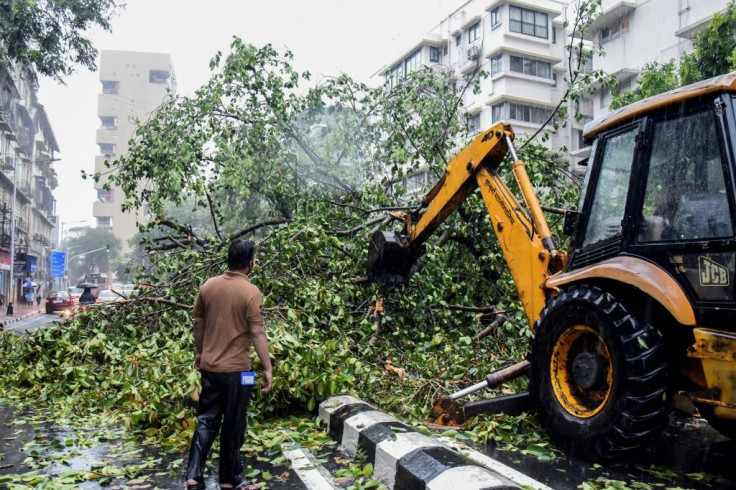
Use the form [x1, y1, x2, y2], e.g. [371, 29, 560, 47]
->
[467, 45, 481, 60]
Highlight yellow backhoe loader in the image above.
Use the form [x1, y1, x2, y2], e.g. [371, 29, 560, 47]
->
[367, 73, 736, 459]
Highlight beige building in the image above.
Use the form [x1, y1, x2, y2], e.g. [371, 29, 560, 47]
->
[93, 50, 176, 254]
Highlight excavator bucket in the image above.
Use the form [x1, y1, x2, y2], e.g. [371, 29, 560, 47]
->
[366, 230, 424, 285]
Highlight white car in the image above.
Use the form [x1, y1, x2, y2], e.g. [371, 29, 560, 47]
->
[97, 289, 122, 303]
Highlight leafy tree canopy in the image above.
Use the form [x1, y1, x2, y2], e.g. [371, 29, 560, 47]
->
[0, 0, 123, 81]
[1, 3, 603, 470]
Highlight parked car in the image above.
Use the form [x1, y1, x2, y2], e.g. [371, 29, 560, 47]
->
[45, 291, 75, 314]
[97, 289, 122, 304]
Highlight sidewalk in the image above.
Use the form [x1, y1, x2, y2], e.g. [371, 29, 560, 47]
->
[0, 302, 44, 329]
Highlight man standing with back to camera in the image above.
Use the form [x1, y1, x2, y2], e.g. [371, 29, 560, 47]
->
[186, 238, 273, 490]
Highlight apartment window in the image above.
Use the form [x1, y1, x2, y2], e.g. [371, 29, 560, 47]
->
[387, 64, 404, 87]
[96, 216, 112, 228]
[509, 6, 548, 39]
[466, 113, 481, 132]
[149, 70, 170, 84]
[98, 143, 116, 156]
[404, 170, 428, 194]
[444, 45, 449, 55]
[101, 80, 119, 94]
[405, 49, 422, 74]
[455, 34, 462, 46]
[492, 104, 504, 122]
[552, 27, 557, 44]
[510, 55, 551, 79]
[490, 7, 500, 27]
[508, 103, 553, 124]
[601, 16, 629, 44]
[97, 189, 115, 203]
[468, 21, 480, 43]
[430, 46, 441, 63]
[491, 55, 503, 76]
[99, 116, 117, 130]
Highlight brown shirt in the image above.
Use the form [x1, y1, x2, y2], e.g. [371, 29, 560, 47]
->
[193, 271, 264, 372]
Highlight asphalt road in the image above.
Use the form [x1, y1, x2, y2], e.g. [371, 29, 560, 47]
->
[2, 312, 62, 335]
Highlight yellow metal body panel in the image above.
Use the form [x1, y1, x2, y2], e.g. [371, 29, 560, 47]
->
[546, 256, 696, 326]
[404, 122, 561, 328]
[688, 328, 736, 420]
[409, 123, 511, 246]
[475, 167, 549, 328]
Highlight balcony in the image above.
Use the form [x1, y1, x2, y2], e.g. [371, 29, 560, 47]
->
[32, 233, 49, 246]
[584, 1, 637, 39]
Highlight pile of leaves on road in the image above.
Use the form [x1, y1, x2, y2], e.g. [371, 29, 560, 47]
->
[1, 41, 576, 484]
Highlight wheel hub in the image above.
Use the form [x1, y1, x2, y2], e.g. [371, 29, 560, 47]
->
[572, 352, 603, 389]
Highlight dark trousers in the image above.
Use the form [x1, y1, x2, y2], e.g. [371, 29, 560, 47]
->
[186, 370, 253, 485]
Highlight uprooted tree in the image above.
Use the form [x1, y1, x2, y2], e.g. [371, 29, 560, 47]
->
[1, 1, 605, 454]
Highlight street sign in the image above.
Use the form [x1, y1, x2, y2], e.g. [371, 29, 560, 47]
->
[13, 261, 25, 275]
[50, 250, 66, 278]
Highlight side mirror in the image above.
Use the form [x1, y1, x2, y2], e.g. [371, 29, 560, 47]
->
[563, 211, 581, 237]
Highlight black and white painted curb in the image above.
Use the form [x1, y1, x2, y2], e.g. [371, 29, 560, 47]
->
[319, 395, 524, 490]
[0, 309, 42, 329]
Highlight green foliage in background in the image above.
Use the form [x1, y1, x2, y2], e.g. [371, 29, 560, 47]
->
[0, 0, 123, 82]
[2, 34, 582, 467]
[63, 226, 122, 283]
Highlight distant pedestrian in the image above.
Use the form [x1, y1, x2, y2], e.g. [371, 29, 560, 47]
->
[25, 288, 34, 306]
[79, 288, 95, 305]
[185, 239, 272, 490]
[36, 286, 42, 306]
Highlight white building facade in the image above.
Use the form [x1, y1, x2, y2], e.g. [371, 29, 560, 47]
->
[380, 0, 732, 174]
[93, 50, 176, 254]
[588, 0, 731, 119]
[380, 0, 580, 157]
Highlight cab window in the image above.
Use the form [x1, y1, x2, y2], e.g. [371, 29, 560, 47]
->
[638, 108, 733, 242]
[582, 127, 639, 247]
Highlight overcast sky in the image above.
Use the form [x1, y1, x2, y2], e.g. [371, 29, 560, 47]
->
[39, 0, 466, 229]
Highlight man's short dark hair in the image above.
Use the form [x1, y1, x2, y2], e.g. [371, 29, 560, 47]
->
[228, 239, 255, 270]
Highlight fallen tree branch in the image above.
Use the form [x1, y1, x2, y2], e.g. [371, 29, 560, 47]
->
[132, 296, 192, 310]
[431, 304, 500, 314]
[205, 189, 224, 242]
[334, 216, 386, 237]
[227, 218, 291, 241]
[155, 219, 206, 247]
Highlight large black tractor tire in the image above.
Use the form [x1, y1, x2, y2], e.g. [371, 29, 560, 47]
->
[529, 285, 669, 460]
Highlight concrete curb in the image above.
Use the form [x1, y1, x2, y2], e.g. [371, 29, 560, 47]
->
[319, 395, 519, 490]
[0, 308, 43, 329]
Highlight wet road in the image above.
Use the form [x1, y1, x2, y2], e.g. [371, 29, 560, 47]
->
[478, 413, 735, 489]
[2, 313, 735, 488]
[0, 404, 310, 489]
[2, 312, 62, 335]
[3, 400, 734, 489]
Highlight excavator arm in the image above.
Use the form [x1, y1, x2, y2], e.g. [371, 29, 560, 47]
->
[367, 122, 565, 328]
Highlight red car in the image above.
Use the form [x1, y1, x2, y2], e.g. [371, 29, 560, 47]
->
[45, 290, 75, 314]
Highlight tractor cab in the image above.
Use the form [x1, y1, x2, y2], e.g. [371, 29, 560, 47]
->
[567, 74, 736, 330]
